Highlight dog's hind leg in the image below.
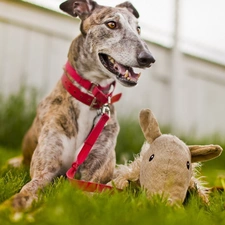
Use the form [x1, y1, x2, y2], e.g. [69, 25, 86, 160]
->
[7, 124, 38, 168]
[21, 125, 38, 166]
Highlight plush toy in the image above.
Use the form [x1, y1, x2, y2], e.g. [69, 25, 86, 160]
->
[109, 109, 223, 205]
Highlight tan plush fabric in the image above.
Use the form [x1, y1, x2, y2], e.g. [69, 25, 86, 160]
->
[109, 109, 223, 205]
[140, 136, 192, 205]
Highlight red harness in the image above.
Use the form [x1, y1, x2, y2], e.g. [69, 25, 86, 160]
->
[61, 61, 122, 192]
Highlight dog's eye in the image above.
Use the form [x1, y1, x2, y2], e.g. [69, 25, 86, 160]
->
[106, 21, 117, 29]
[149, 154, 154, 161]
[137, 26, 141, 34]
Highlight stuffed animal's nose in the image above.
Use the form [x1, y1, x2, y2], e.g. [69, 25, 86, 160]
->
[137, 51, 155, 67]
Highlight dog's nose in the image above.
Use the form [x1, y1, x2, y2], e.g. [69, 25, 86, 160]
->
[137, 51, 155, 67]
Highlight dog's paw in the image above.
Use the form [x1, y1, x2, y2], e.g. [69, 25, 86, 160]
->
[2, 192, 38, 212]
[7, 156, 23, 168]
[12, 193, 37, 211]
[0, 197, 37, 223]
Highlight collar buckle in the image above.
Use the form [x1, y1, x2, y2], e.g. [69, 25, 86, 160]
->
[88, 82, 98, 94]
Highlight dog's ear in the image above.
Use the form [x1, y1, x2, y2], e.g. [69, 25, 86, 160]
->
[116, 1, 139, 18]
[60, 0, 98, 20]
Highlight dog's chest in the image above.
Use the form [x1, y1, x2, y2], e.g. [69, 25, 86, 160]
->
[76, 103, 98, 148]
[61, 101, 98, 170]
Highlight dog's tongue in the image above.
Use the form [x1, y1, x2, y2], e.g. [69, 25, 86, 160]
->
[114, 62, 126, 75]
[113, 62, 140, 82]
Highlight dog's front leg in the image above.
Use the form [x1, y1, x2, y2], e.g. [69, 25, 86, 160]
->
[10, 124, 68, 211]
[78, 118, 119, 184]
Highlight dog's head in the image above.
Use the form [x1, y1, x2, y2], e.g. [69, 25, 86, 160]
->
[60, 0, 155, 87]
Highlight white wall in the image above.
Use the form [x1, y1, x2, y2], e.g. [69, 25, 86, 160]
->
[1, 0, 225, 138]
[0, 0, 76, 95]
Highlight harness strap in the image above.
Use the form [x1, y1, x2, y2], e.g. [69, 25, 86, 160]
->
[66, 111, 119, 192]
[66, 113, 109, 179]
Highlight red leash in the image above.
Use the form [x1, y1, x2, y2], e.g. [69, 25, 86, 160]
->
[62, 61, 122, 192]
[66, 110, 116, 192]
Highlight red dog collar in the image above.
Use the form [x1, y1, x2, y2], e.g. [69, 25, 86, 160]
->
[61, 61, 122, 109]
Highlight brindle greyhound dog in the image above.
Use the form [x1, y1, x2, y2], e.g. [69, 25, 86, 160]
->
[6, 0, 155, 210]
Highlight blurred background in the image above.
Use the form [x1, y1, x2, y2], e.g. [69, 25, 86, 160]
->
[0, 0, 225, 186]
[0, 0, 225, 139]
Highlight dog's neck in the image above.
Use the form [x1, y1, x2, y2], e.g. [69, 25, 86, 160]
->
[67, 36, 114, 87]
[61, 60, 121, 109]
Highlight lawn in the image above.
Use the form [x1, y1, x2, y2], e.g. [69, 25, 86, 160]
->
[1, 88, 225, 224]
[1, 140, 225, 225]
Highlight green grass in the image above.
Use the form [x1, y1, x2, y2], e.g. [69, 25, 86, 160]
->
[1, 139, 225, 225]
[1, 150, 225, 225]
[1, 88, 225, 224]
[0, 86, 37, 148]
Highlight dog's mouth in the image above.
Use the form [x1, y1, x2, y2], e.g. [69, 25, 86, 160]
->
[99, 53, 141, 87]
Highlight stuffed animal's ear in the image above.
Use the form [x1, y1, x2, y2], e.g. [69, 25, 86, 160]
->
[189, 145, 223, 162]
[139, 109, 162, 144]
[116, 1, 139, 18]
[60, 0, 98, 20]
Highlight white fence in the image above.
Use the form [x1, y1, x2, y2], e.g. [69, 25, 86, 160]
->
[1, 0, 225, 138]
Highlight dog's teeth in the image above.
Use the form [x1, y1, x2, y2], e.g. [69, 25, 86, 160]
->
[108, 56, 115, 64]
[124, 70, 129, 78]
[138, 72, 141, 78]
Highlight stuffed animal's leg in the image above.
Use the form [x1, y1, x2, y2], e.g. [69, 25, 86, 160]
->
[108, 142, 149, 189]
[108, 155, 142, 189]
[188, 163, 210, 204]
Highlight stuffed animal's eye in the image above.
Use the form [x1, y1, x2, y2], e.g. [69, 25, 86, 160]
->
[186, 161, 190, 170]
[137, 26, 141, 34]
[149, 154, 154, 161]
[106, 21, 117, 29]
